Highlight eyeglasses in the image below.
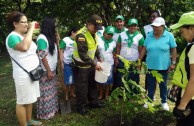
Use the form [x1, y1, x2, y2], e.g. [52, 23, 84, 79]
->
[19, 21, 28, 24]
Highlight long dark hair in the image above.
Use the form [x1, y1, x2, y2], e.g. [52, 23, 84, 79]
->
[40, 17, 56, 55]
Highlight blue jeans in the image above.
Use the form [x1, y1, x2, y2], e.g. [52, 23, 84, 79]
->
[114, 59, 140, 93]
[146, 69, 168, 103]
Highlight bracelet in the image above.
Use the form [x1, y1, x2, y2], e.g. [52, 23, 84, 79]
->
[171, 61, 176, 65]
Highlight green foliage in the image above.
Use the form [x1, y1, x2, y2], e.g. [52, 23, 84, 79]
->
[109, 55, 165, 123]
[150, 70, 164, 84]
[171, 29, 187, 54]
[0, 0, 193, 53]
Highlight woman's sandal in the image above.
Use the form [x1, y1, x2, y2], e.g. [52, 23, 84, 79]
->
[27, 120, 43, 126]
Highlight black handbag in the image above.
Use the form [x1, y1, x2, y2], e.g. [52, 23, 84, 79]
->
[10, 56, 44, 81]
[29, 65, 44, 81]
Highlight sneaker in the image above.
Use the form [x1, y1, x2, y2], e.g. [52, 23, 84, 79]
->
[161, 103, 169, 111]
[143, 103, 154, 108]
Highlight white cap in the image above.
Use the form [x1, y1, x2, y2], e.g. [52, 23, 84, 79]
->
[151, 17, 165, 26]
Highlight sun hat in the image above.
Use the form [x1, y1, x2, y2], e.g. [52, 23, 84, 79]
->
[105, 26, 115, 34]
[128, 18, 138, 26]
[151, 17, 165, 26]
[170, 11, 194, 29]
[87, 14, 103, 30]
[115, 15, 124, 21]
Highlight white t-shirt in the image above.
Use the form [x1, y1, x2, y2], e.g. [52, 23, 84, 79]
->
[119, 31, 144, 61]
[112, 27, 128, 43]
[97, 37, 116, 65]
[61, 37, 74, 64]
[143, 24, 153, 37]
[6, 31, 39, 78]
[97, 26, 105, 38]
[36, 34, 58, 71]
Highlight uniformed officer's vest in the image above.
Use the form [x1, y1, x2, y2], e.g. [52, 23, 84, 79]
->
[73, 26, 98, 63]
[171, 43, 194, 88]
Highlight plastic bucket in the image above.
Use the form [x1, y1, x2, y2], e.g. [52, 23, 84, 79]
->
[99, 62, 111, 71]
[95, 62, 111, 83]
[95, 70, 109, 83]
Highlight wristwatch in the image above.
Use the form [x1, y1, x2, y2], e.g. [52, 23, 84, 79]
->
[171, 61, 176, 65]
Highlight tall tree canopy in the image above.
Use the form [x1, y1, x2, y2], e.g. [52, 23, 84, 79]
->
[0, 0, 193, 53]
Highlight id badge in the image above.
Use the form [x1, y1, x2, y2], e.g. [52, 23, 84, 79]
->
[126, 48, 132, 55]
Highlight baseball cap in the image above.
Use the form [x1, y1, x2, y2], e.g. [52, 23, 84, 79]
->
[170, 11, 194, 29]
[151, 17, 165, 26]
[87, 14, 103, 30]
[128, 18, 138, 26]
[115, 15, 124, 21]
[105, 26, 115, 34]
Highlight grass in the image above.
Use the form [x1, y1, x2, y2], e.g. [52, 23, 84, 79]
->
[0, 53, 176, 126]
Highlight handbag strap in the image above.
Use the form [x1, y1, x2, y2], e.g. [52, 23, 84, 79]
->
[9, 55, 30, 74]
[9, 54, 41, 74]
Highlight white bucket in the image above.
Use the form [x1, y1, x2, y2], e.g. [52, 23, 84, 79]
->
[99, 62, 111, 71]
[95, 62, 111, 83]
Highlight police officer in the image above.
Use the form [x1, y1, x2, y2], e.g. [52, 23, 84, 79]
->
[72, 14, 104, 115]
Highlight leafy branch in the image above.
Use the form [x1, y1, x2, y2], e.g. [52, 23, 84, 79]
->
[109, 55, 164, 118]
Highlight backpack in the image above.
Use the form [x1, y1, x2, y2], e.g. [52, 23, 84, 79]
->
[185, 42, 194, 80]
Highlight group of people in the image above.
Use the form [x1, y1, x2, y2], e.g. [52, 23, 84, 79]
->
[5, 9, 194, 126]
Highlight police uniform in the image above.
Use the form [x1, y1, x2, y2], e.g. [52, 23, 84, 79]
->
[72, 14, 103, 115]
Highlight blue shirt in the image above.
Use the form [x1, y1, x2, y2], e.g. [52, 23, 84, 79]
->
[144, 31, 177, 70]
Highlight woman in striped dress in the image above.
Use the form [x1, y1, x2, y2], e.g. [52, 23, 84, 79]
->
[36, 17, 59, 120]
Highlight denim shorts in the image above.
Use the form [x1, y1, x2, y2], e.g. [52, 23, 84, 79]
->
[64, 63, 74, 85]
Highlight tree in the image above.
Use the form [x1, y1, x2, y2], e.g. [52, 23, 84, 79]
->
[0, 0, 193, 53]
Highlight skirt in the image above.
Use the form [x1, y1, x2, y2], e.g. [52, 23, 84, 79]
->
[36, 71, 59, 120]
[14, 76, 40, 104]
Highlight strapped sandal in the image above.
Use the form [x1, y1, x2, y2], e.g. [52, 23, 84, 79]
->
[27, 120, 42, 126]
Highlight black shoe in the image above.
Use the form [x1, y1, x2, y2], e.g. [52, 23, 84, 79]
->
[90, 102, 105, 109]
[77, 107, 88, 115]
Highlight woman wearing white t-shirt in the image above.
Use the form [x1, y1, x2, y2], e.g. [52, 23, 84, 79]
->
[36, 17, 59, 120]
[97, 26, 116, 100]
[60, 27, 79, 100]
[6, 11, 41, 126]
[115, 18, 144, 93]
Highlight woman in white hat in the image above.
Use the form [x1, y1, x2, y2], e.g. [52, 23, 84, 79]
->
[139, 17, 177, 111]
